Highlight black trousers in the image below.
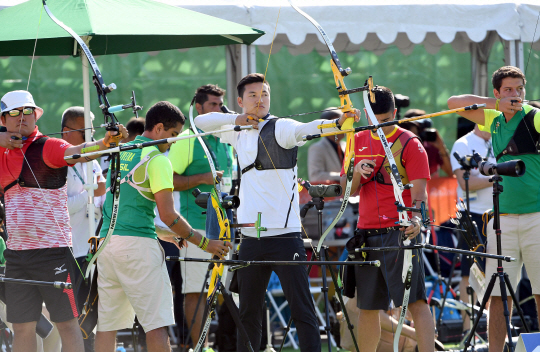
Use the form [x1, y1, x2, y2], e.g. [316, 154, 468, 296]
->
[237, 232, 321, 352]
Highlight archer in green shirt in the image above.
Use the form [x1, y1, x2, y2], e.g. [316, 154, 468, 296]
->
[96, 101, 232, 352]
[448, 65, 540, 352]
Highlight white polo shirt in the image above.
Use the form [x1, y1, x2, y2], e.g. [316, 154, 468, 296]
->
[450, 131, 496, 215]
[66, 161, 103, 258]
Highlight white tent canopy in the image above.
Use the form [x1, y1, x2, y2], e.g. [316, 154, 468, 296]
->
[2, 1, 539, 54]
[2, 0, 539, 98]
[155, 0, 540, 56]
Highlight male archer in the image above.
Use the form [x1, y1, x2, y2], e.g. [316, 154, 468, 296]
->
[0, 90, 127, 352]
[448, 65, 540, 352]
[195, 73, 360, 352]
[344, 86, 434, 352]
[168, 84, 233, 348]
[94, 101, 231, 352]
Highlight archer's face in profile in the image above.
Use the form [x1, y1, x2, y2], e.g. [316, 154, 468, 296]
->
[1, 107, 37, 137]
[238, 82, 270, 119]
[197, 94, 224, 115]
[158, 122, 183, 153]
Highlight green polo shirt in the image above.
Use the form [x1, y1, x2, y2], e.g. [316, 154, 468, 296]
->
[100, 136, 173, 239]
[168, 129, 233, 230]
[479, 105, 540, 214]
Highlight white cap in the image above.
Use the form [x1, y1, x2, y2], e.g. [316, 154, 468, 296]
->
[1, 90, 44, 120]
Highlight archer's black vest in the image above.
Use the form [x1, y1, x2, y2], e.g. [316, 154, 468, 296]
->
[4, 137, 68, 193]
[242, 119, 298, 174]
[496, 107, 540, 161]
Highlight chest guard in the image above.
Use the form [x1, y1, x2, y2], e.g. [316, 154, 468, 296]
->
[117, 149, 162, 202]
[370, 130, 417, 186]
[496, 107, 540, 161]
[4, 136, 68, 193]
[241, 118, 298, 174]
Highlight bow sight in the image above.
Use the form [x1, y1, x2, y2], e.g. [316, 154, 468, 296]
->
[103, 90, 143, 119]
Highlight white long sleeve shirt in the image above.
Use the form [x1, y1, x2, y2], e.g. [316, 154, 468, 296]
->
[195, 113, 341, 237]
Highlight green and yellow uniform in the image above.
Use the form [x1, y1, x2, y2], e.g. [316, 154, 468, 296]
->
[480, 105, 540, 213]
[100, 135, 174, 239]
[168, 129, 233, 230]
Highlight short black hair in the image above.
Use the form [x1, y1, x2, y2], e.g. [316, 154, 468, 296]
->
[370, 86, 395, 115]
[126, 117, 145, 136]
[61, 106, 94, 130]
[320, 108, 343, 120]
[492, 66, 526, 92]
[145, 101, 185, 132]
[195, 84, 225, 106]
[237, 73, 270, 98]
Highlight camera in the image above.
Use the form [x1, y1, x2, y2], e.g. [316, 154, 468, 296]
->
[394, 94, 410, 120]
[454, 152, 526, 177]
[394, 94, 410, 109]
[453, 151, 483, 169]
[300, 180, 342, 198]
[308, 184, 342, 198]
[478, 159, 525, 177]
[422, 128, 437, 142]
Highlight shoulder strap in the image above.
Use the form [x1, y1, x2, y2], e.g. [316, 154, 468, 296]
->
[496, 107, 540, 161]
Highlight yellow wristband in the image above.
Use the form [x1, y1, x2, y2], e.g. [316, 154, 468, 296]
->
[495, 98, 500, 111]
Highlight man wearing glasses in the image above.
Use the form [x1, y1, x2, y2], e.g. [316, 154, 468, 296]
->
[60, 106, 106, 352]
[0, 90, 127, 352]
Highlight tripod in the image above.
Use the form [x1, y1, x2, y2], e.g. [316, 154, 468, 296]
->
[463, 175, 530, 352]
[437, 167, 469, 329]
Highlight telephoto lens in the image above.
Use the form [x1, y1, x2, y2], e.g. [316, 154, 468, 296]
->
[479, 159, 526, 177]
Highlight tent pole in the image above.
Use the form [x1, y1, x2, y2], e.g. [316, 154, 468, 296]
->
[81, 40, 96, 245]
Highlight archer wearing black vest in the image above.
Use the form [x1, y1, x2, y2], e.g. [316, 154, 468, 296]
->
[195, 73, 361, 352]
[448, 66, 540, 352]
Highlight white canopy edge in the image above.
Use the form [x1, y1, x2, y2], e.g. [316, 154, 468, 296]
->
[153, 0, 540, 55]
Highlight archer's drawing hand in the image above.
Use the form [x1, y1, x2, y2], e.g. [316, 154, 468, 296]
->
[355, 159, 375, 179]
[499, 97, 523, 115]
[0, 132, 23, 150]
[235, 114, 260, 130]
[206, 240, 233, 260]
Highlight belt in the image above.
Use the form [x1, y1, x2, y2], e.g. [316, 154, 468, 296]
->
[355, 226, 402, 237]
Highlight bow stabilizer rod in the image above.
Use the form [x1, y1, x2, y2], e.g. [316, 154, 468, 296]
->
[0, 276, 73, 289]
[303, 103, 486, 141]
[65, 125, 253, 160]
[167, 256, 381, 269]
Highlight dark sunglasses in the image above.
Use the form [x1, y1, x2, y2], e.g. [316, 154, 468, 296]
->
[6, 107, 35, 117]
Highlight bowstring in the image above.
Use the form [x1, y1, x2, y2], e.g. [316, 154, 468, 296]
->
[11, 3, 84, 276]
[27, 5, 42, 91]
[525, 10, 540, 76]
[254, 6, 317, 255]
[367, 128, 395, 337]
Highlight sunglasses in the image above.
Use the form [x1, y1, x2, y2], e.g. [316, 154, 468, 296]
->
[6, 107, 35, 117]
